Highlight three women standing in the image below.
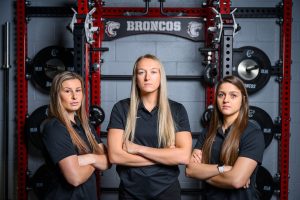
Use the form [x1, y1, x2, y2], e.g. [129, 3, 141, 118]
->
[41, 59, 264, 200]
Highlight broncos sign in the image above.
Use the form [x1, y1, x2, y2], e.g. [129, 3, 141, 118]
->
[104, 18, 204, 41]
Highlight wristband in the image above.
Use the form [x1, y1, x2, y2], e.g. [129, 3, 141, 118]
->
[217, 165, 225, 173]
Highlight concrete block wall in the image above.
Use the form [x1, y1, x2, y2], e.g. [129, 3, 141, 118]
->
[289, 0, 300, 198]
[0, 0, 299, 199]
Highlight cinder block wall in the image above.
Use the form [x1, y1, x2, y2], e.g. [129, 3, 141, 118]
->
[0, 0, 299, 199]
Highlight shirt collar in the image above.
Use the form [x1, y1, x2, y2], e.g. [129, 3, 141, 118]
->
[71, 116, 81, 128]
[138, 101, 158, 113]
[217, 125, 232, 137]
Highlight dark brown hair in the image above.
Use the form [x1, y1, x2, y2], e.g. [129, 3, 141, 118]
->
[202, 75, 249, 165]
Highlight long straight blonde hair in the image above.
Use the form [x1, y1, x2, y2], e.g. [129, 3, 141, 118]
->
[202, 75, 249, 165]
[49, 71, 101, 154]
[124, 54, 176, 147]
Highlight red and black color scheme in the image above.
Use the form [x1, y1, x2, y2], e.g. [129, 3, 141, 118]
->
[279, 0, 292, 199]
[16, 0, 292, 199]
[16, 1, 28, 199]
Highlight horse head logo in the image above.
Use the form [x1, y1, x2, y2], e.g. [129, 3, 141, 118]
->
[248, 109, 255, 118]
[105, 21, 120, 37]
[187, 21, 203, 38]
[246, 49, 255, 58]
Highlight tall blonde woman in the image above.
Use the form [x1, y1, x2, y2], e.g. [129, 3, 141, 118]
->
[42, 71, 110, 200]
[107, 54, 192, 200]
[186, 76, 265, 200]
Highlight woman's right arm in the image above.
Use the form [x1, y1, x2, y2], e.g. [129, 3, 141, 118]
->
[107, 128, 156, 166]
[58, 155, 95, 187]
[42, 120, 95, 187]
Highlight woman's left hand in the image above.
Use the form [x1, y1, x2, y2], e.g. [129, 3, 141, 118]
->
[190, 149, 202, 164]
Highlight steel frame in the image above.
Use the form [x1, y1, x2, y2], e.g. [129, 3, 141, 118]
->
[279, 0, 292, 199]
[202, 0, 232, 106]
[26, 6, 281, 19]
[16, 0, 28, 199]
[96, 7, 208, 17]
[75, 1, 90, 110]
[73, 23, 90, 109]
[203, 7, 217, 106]
[16, 0, 292, 199]
[76, 0, 103, 198]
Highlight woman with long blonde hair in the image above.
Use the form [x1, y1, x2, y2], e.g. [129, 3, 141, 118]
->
[107, 54, 192, 200]
[186, 75, 265, 200]
[42, 71, 110, 200]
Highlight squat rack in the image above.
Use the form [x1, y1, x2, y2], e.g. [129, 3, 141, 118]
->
[15, 0, 292, 199]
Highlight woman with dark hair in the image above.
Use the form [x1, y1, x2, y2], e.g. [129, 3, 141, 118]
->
[186, 75, 265, 200]
[107, 54, 192, 200]
[42, 71, 110, 200]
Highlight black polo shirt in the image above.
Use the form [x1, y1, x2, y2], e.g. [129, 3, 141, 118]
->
[42, 117, 101, 200]
[107, 98, 191, 199]
[194, 121, 265, 200]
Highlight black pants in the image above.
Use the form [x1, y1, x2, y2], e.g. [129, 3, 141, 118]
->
[119, 181, 181, 200]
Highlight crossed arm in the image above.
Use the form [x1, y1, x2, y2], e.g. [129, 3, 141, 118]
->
[107, 128, 192, 166]
[58, 143, 110, 187]
[186, 149, 257, 189]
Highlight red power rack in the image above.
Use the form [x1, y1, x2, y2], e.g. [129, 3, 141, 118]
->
[16, 0, 292, 199]
[16, 0, 28, 199]
[279, 0, 292, 199]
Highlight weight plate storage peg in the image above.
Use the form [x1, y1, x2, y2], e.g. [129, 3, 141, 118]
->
[232, 46, 271, 94]
[28, 46, 74, 93]
[249, 106, 274, 149]
[26, 105, 49, 151]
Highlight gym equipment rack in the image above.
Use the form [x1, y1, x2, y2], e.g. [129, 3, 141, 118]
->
[16, 0, 292, 199]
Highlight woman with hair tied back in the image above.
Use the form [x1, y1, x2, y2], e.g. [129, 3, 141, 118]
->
[41, 71, 110, 200]
[186, 75, 265, 200]
[107, 54, 192, 200]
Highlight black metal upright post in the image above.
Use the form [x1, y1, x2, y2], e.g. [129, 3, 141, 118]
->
[2, 21, 10, 200]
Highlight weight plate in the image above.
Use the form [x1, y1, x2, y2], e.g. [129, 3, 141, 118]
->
[26, 105, 49, 150]
[203, 64, 218, 87]
[249, 106, 274, 149]
[233, 46, 271, 94]
[29, 164, 56, 199]
[237, 59, 259, 80]
[256, 165, 274, 200]
[28, 46, 74, 93]
[201, 105, 214, 127]
[89, 105, 105, 127]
